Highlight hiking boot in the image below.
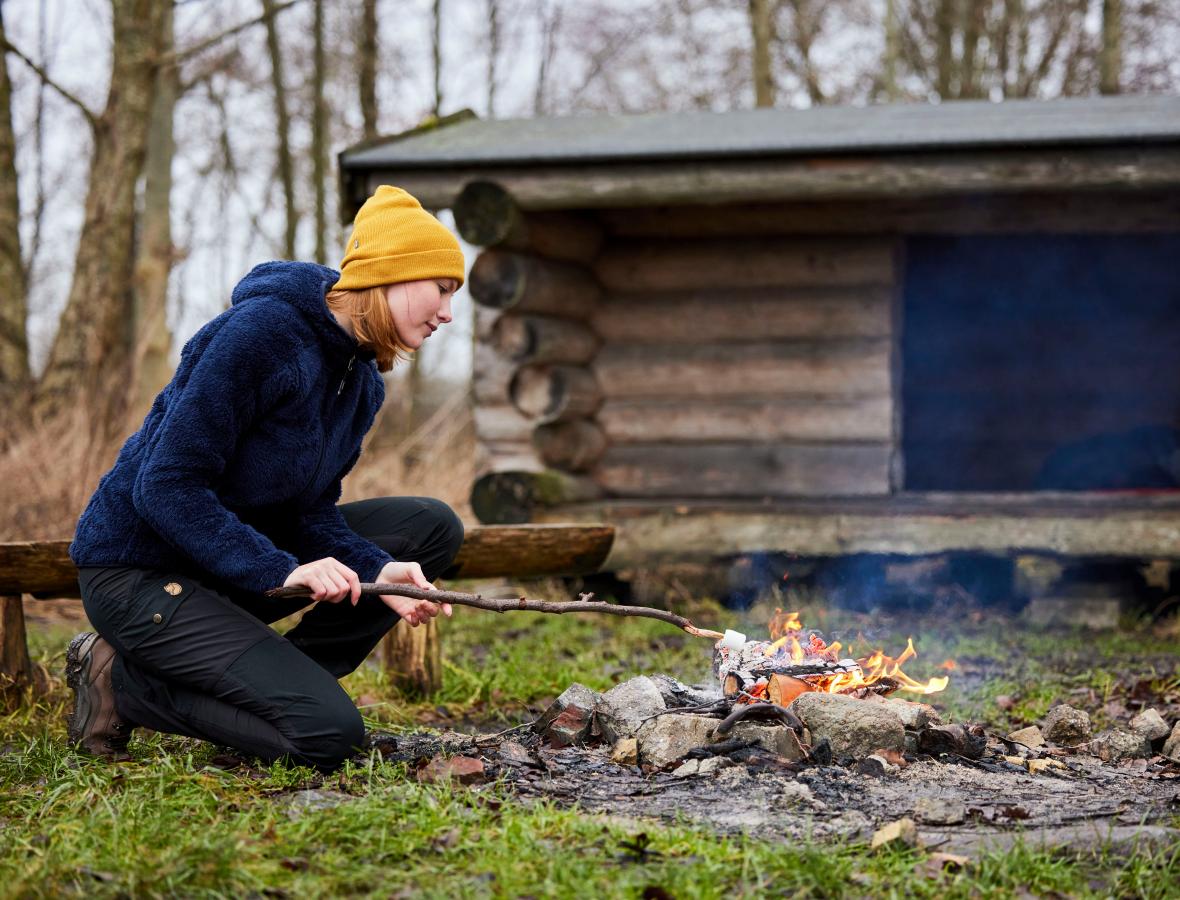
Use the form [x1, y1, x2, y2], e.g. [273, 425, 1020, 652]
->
[65, 632, 133, 760]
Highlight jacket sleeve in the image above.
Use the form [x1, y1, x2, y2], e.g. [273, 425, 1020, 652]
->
[131, 315, 302, 594]
[293, 449, 394, 583]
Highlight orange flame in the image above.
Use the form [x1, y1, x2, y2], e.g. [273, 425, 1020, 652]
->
[763, 609, 949, 696]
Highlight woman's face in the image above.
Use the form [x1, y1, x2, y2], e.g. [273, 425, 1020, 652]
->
[384, 278, 459, 350]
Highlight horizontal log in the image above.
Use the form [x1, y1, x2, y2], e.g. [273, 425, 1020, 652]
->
[595, 340, 892, 398]
[598, 396, 892, 443]
[473, 341, 514, 404]
[533, 420, 608, 472]
[530, 495, 1180, 567]
[473, 404, 534, 443]
[510, 364, 603, 423]
[596, 191, 1180, 237]
[362, 146, 1180, 210]
[0, 526, 618, 597]
[594, 443, 892, 497]
[490, 314, 601, 365]
[592, 288, 892, 342]
[453, 180, 604, 262]
[469, 249, 602, 316]
[595, 237, 895, 293]
[474, 440, 544, 477]
[470, 470, 603, 525]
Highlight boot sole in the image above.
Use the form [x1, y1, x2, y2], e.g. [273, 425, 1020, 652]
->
[65, 632, 98, 746]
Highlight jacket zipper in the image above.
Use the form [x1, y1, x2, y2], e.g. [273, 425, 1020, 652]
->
[336, 354, 356, 395]
[302, 354, 356, 499]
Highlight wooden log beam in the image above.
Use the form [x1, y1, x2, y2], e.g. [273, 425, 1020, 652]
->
[469, 249, 602, 316]
[595, 237, 895, 293]
[453, 180, 604, 262]
[597, 396, 892, 443]
[359, 146, 1180, 210]
[473, 341, 515, 405]
[490, 313, 601, 365]
[593, 443, 892, 497]
[596, 191, 1180, 237]
[472, 404, 534, 443]
[532, 420, 608, 472]
[380, 617, 441, 697]
[1, 595, 35, 708]
[474, 440, 545, 477]
[595, 340, 892, 398]
[592, 287, 891, 342]
[0, 525, 618, 597]
[470, 470, 603, 525]
[510, 364, 602, 423]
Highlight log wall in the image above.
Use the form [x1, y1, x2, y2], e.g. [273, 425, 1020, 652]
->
[463, 180, 900, 519]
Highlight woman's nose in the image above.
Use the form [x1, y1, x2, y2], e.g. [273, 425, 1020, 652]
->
[438, 296, 453, 323]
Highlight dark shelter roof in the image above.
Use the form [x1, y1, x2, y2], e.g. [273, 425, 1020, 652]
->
[341, 95, 1180, 171]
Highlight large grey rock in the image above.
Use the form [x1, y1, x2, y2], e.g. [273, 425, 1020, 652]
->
[533, 682, 599, 746]
[789, 692, 905, 758]
[1042, 705, 1092, 747]
[1163, 723, 1180, 762]
[1129, 708, 1170, 743]
[635, 713, 715, 768]
[597, 676, 667, 742]
[863, 695, 943, 730]
[1089, 728, 1151, 762]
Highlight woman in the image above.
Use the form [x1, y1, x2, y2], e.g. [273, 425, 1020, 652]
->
[65, 186, 465, 771]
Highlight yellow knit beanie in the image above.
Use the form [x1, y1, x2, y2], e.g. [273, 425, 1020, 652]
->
[331, 186, 465, 290]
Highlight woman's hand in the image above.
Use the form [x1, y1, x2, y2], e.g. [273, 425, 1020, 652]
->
[377, 561, 453, 626]
[283, 557, 361, 605]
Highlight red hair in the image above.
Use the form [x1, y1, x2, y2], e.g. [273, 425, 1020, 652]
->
[324, 286, 411, 373]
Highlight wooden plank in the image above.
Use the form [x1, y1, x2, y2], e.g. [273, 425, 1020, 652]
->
[595, 237, 895, 292]
[595, 340, 892, 398]
[360, 146, 1180, 210]
[0, 526, 619, 597]
[595, 191, 1180, 237]
[593, 443, 892, 497]
[528, 496, 1180, 567]
[591, 287, 892, 342]
[597, 396, 892, 443]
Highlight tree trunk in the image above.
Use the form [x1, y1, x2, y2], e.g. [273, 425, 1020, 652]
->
[1099, 0, 1121, 95]
[881, 0, 900, 101]
[264, 0, 298, 258]
[358, 0, 379, 140]
[381, 618, 442, 697]
[0, 0, 29, 410]
[432, 0, 443, 116]
[486, 0, 500, 116]
[311, 0, 328, 264]
[130, 0, 177, 420]
[0, 594, 34, 709]
[34, 0, 167, 426]
[750, 0, 775, 107]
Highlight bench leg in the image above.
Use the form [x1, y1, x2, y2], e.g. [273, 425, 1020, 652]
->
[380, 617, 442, 698]
[1, 594, 36, 708]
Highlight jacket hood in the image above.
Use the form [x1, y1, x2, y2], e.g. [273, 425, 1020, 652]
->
[230, 261, 375, 362]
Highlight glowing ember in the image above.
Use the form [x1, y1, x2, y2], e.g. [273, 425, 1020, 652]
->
[733, 608, 949, 696]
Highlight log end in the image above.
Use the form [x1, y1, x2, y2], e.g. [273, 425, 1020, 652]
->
[453, 180, 518, 247]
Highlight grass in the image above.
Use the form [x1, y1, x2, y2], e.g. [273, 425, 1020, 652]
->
[4, 593, 1180, 898]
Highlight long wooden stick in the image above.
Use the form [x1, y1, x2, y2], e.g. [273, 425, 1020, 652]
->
[264, 583, 725, 640]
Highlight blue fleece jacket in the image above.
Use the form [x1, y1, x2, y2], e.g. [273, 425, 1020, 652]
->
[69, 261, 394, 595]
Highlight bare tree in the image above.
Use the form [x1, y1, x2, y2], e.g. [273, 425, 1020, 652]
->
[0, 0, 28, 408]
[264, 0, 299, 257]
[534, 0, 562, 115]
[487, 0, 501, 116]
[358, 0, 379, 138]
[432, 0, 443, 116]
[30, 0, 168, 424]
[312, 0, 328, 264]
[1100, 0, 1121, 94]
[780, 0, 827, 104]
[130, 0, 179, 418]
[750, 0, 775, 106]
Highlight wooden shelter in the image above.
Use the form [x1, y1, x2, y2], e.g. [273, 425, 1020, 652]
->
[339, 96, 1180, 570]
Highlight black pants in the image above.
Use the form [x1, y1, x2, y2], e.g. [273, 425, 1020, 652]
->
[78, 497, 463, 770]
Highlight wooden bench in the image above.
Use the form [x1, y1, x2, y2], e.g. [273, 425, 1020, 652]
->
[0, 524, 614, 704]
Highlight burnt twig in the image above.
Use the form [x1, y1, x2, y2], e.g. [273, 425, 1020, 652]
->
[265, 582, 726, 640]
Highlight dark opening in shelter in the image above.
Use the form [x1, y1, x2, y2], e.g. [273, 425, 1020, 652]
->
[902, 234, 1180, 491]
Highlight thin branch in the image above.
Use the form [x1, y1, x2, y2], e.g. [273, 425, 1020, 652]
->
[0, 37, 97, 129]
[167, 0, 304, 67]
[265, 583, 727, 640]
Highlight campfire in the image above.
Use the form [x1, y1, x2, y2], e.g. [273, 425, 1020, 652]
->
[713, 609, 950, 706]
